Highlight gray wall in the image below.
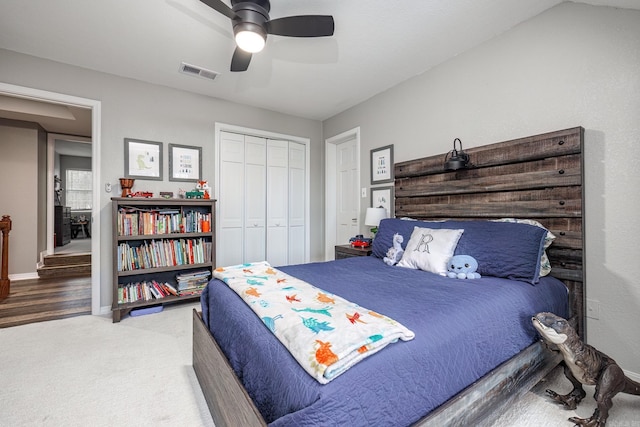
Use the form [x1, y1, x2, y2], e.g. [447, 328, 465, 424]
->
[324, 2, 640, 374]
[0, 120, 47, 273]
[0, 47, 324, 310]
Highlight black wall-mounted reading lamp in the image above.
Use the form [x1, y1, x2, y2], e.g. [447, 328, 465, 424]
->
[444, 138, 470, 171]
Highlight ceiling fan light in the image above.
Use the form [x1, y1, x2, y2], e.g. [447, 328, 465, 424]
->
[235, 30, 265, 53]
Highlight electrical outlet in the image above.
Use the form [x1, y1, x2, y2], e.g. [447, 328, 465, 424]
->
[586, 299, 600, 319]
[105, 183, 112, 193]
[361, 188, 367, 198]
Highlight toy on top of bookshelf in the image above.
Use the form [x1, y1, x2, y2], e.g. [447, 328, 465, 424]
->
[127, 191, 154, 198]
[185, 180, 211, 199]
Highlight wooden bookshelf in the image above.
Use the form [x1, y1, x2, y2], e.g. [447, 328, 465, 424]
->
[111, 197, 216, 322]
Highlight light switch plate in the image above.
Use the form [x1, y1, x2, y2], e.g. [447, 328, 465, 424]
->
[361, 188, 367, 198]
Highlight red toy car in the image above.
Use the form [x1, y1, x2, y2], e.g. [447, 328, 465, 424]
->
[349, 235, 372, 248]
[127, 191, 153, 198]
[351, 239, 371, 248]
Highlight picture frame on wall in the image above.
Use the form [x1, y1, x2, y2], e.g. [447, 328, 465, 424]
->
[169, 143, 202, 182]
[124, 138, 163, 180]
[370, 144, 394, 184]
[371, 185, 394, 218]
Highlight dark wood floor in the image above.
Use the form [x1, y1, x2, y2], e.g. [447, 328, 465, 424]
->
[0, 275, 91, 328]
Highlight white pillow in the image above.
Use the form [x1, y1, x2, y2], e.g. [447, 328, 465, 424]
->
[397, 227, 464, 274]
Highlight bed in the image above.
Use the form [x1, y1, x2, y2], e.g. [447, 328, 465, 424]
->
[192, 127, 585, 426]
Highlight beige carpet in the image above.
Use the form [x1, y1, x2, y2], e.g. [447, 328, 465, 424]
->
[0, 303, 637, 426]
[493, 365, 639, 427]
[0, 302, 214, 427]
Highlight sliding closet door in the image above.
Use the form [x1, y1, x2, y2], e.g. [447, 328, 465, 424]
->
[244, 136, 267, 263]
[288, 141, 306, 265]
[266, 140, 289, 267]
[218, 132, 245, 266]
[217, 129, 307, 267]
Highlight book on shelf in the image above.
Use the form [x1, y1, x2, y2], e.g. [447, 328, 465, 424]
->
[117, 271, 211, 303]
[117, 207, 212, 236]
[117, 238, 213, 272]
[176, 270, 211, 295]
[117, 280, 182, 304]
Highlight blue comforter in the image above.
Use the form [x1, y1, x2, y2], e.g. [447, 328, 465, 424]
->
[201, 256, 568, 426]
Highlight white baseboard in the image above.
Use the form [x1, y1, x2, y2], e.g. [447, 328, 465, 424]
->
[9, 272, 39, 281]
[99, 305, 111, 316]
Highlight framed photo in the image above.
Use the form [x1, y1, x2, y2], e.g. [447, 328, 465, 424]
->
[370, 144, 394, 184]
[371, 186, 394, 218]
[124, 138, 163, 180]
[169, 144, 202, 182]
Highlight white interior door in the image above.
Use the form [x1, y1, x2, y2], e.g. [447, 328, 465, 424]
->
[336, 137, 359, 244]
[266, 139, 289, 266]
[288, 141, 306, 265]
[218, 131, 245, 266]
[244, 135, 266, 263]
[216, 123, 310, 267]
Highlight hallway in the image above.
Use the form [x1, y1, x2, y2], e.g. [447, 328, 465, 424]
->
[54, 236, 91, 254]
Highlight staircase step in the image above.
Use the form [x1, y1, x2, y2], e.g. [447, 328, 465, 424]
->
[43, 252, 91, 267]
[37, 263, 91, 279]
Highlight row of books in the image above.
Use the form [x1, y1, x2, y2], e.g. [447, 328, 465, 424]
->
[117, 208, 212, 236]
[117, 279, 202, 304]
[117, 238, 212, 272]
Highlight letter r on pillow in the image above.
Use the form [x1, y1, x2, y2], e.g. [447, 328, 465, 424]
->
[414, 233, 434, 253]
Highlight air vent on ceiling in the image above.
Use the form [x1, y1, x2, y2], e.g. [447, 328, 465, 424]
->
[179, 62, 220, 81]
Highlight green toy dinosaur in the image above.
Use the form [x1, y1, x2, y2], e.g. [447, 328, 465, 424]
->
[532, 312, 640, 427]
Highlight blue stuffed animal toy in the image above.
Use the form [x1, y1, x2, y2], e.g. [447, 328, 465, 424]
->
[447, 255, 481, 279]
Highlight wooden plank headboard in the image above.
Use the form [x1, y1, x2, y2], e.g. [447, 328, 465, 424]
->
[393, 127, 585, 337]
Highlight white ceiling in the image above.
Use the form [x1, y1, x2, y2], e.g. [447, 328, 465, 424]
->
[0, 0, 638, 132]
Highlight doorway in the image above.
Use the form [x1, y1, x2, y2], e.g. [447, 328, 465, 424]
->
[325, 127, 361, 260]
[49, 135, 93, 255]
[0, 82, 102, 315]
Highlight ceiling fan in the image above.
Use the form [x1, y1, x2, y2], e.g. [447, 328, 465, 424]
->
[200, 0, 335, 72]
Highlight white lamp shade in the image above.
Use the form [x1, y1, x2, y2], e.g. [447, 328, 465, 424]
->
[235, 30, 265, 53]
[365, 207, 388, 227]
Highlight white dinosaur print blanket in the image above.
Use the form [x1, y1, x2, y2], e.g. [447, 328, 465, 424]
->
[213, 261, 415, 384]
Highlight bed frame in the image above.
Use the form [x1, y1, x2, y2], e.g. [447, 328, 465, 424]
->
[192, 126, 585, 427]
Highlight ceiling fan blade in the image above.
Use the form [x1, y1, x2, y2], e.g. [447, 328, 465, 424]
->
[230, 47, 252, 72]
[200, 0, 237, 20]
[267, 15, 334, 37]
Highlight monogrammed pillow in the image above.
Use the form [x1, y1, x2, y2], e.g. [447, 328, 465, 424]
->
[397, 227, 464, 275]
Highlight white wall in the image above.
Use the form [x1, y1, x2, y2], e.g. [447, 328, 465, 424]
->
[0, 48, 324, 309]
[324, 2, 640, 374]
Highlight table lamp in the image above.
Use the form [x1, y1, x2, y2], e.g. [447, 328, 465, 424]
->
[365, 206, 388, 236]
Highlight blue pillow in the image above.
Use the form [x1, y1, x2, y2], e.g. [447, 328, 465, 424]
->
[373, 218, 547, 284]
[373, 218, 424, 259]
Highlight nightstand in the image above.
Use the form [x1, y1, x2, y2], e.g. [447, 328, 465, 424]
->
[335, 244, 372, 259]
